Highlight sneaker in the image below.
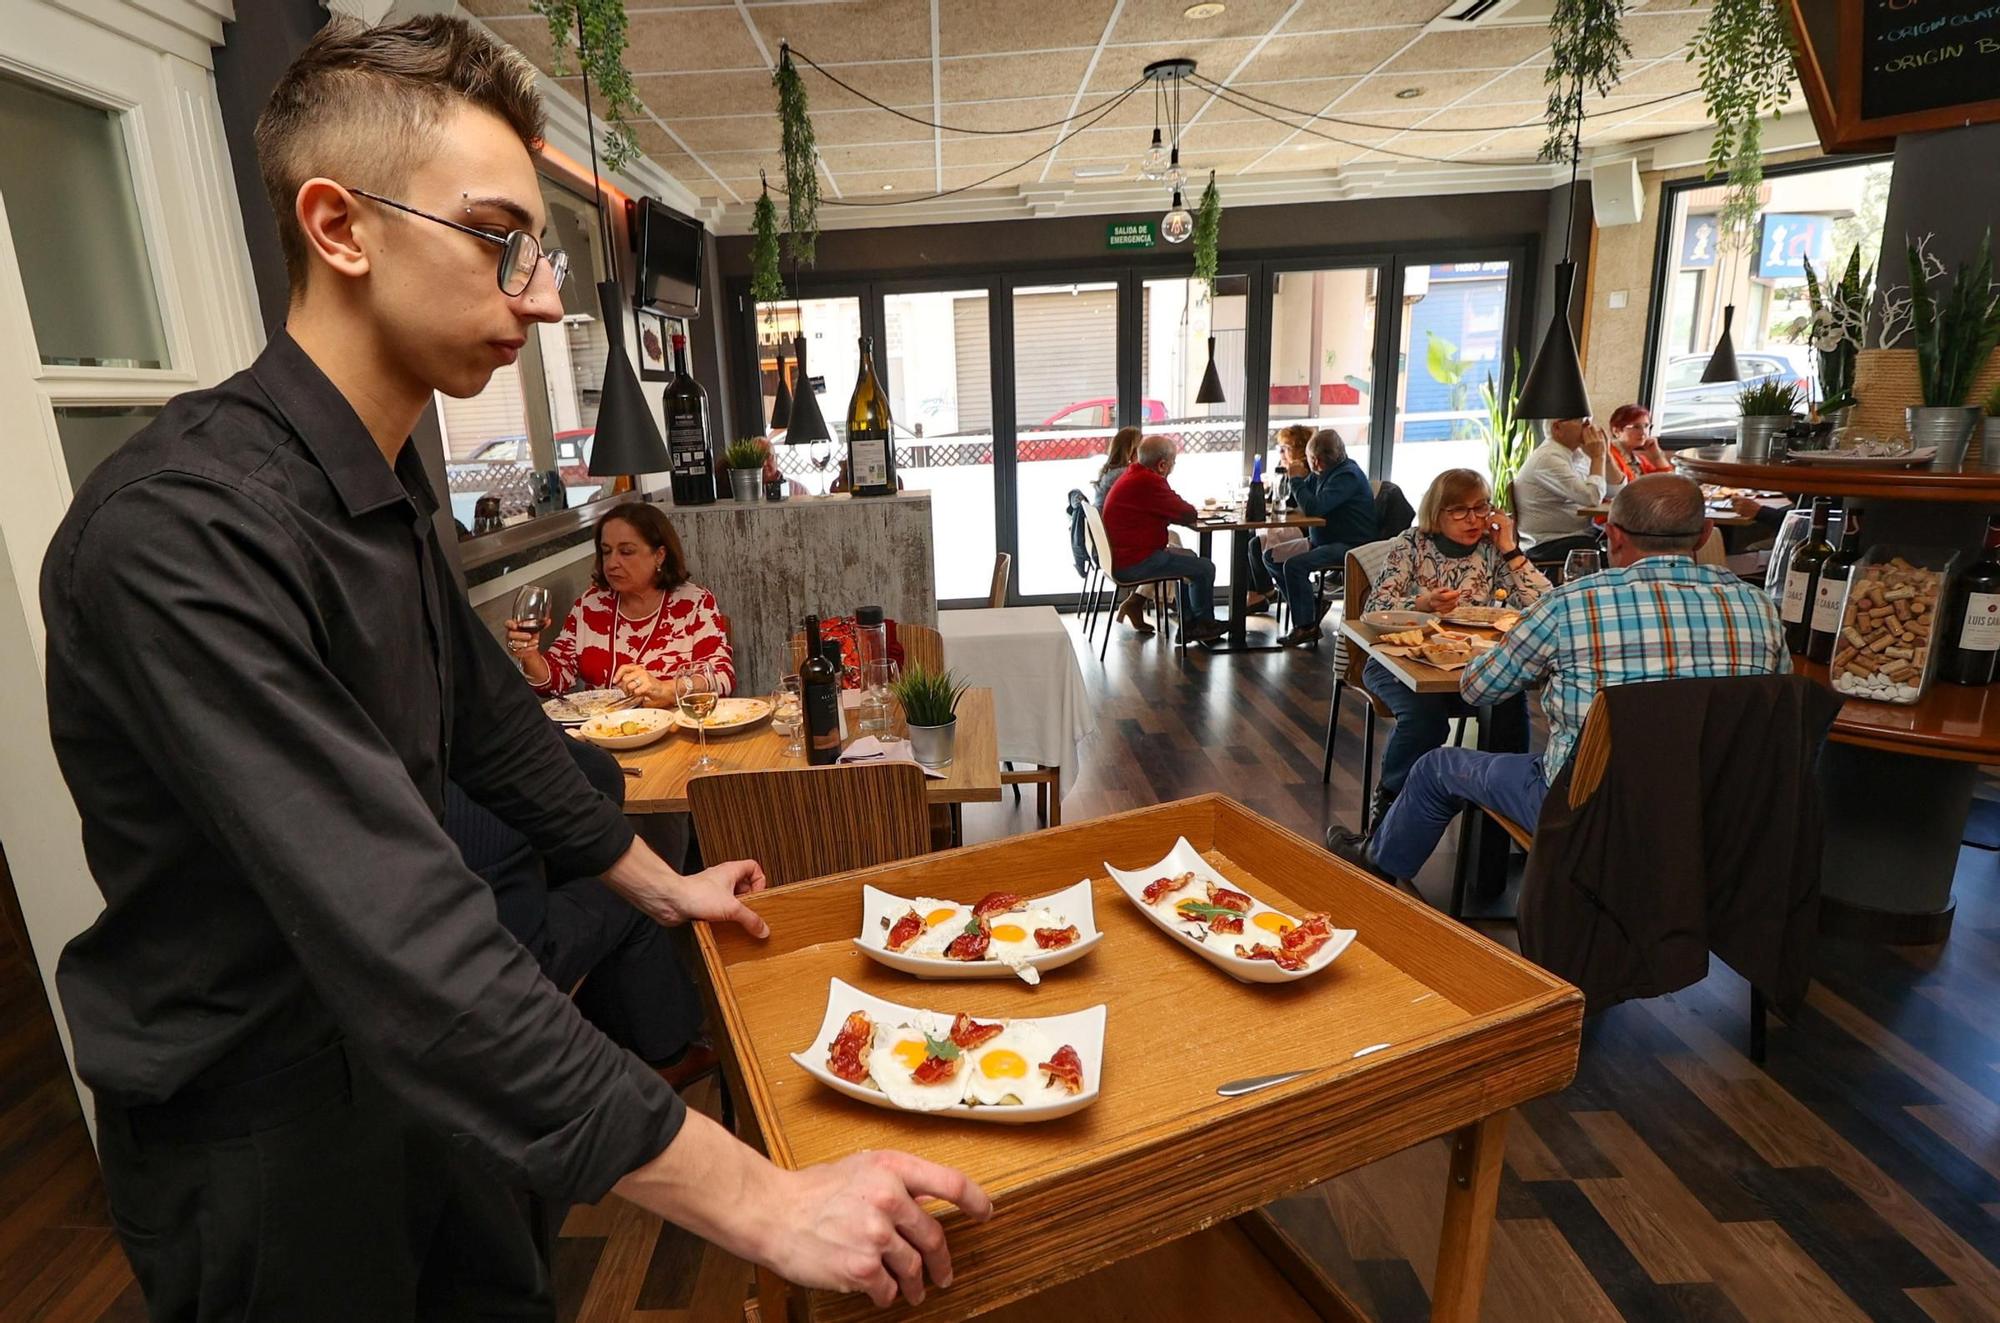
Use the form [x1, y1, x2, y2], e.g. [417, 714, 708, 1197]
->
[1325, 823, 1395, 883]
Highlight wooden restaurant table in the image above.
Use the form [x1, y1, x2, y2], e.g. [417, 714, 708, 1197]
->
[1191, 505, 1325, 652]
[615, 688, 1003, 814]
[934, 607, 1095, 797]
[696, 794, 1582, 1323]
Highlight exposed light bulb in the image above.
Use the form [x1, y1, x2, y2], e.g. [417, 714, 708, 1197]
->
[1139, 128, 1168, 180]
[1161, 189, 1193, 244]
[1165, 146, 1187, 190]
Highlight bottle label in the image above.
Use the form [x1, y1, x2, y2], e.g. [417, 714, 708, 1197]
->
[804, 681, 842, 762]
[1781, 568, 1811, 624]
[850, 432, 890, 490]
[1810, 570, 1850, 634]
[668, 412, 709, 474]
[1959, 591, 2000, 652]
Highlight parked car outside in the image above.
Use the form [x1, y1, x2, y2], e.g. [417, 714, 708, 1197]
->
[1656, 349, 1813, 439]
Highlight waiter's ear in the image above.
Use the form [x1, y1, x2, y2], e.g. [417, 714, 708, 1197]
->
[295, 179, 371, 287]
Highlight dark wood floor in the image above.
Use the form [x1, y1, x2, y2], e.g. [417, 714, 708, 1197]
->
[6, 608, 1999, 1321]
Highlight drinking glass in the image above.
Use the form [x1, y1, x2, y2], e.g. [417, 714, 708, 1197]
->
[674, 663, 720, 772]
[858, 659, 899, 741]
[809, 437, 836, 495]
[511, 585, 552, 673]
[772, 676, 804, 758]
[1563, 549, 1603, 582]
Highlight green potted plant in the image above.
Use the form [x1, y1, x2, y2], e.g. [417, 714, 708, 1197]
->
[1479, 351, 1533, 512]
[889, 665, 969, 768]
[1736, 378, 1803, 461]
[1801, 245, 1869, 430]
[1904, 229, 2000, 468]
[721, 437, 768, 501]
[1980, 379, 2000, 473]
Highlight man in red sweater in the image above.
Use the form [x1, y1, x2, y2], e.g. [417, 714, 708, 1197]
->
[1101, 435, 1226, 642]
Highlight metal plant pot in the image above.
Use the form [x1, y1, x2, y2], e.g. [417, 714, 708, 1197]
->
[907, 718, 957, 768]
[727, 467, 763, 501]
[1982, 416, 2000, 472]
[1736, 414, 1793, 462]
[1906, 405, 1981, 471]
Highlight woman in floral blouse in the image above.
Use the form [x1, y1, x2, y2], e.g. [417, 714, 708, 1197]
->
[509, 502, 735, 703]
[1360, 469, 1548, 821]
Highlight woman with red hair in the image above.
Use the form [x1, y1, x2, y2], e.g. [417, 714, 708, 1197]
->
[1606, 404, 1670, 484]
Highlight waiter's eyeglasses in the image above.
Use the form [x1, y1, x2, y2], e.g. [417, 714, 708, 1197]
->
[1442, 501, 1494, 520]
[347, 187, 569, 296]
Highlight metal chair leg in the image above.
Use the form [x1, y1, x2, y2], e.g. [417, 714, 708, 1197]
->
[1749, 987, 1767, 1063]
[1321, 677, 1345, 785]
[1360, 707, 1377, 827]
[1449, 806, 1474, 920]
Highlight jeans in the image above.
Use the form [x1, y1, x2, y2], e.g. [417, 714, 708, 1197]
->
[1363, 659, 1531, 795]
[1120, 545, 1216, 620]
[1266, 540, 1347, 627]
[1370, 748, 1548, 880]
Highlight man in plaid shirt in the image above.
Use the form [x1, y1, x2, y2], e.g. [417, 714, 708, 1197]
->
[1331, 474, 1790, 882]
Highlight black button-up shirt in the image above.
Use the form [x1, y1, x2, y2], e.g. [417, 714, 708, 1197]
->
[40, 331, 682, 1203]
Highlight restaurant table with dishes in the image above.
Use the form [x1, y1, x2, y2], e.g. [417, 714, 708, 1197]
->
[697, 794, 1582, 1323]
[1191, 502, 1326, 652]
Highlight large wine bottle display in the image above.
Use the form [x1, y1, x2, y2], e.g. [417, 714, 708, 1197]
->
[666, 331, 715, 505]
[845, 335, 897, 497]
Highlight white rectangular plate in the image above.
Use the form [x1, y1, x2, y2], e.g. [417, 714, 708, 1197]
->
[791, 978, 1105, 1123]
[852, 879, 1101, 985]
[668, 696, 773, 730]
[1105, 837, 1356, 984]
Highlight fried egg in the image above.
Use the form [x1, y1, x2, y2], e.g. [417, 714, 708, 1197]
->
[962, 1022, 1072, 1107]
[864, 1020, 966, 1111]
[1250, 908, 1297, 936]
[898, 899, 973, 957]
[983, 905, 1068, 965]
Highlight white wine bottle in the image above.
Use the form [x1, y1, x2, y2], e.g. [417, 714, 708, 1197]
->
[845, 335, 896, 498]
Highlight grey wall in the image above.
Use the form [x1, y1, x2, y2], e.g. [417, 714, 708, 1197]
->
[1872, 122, 2000, 347]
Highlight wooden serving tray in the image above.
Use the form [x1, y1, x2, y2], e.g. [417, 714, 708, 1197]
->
[695, 794, 1582, 1323]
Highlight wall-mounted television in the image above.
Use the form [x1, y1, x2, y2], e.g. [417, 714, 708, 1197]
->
[631, 197, 703, 317]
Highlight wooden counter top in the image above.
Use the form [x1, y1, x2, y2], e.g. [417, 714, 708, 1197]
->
[1675, 447, 2000, 503]
[1799, 658, 2000, 764]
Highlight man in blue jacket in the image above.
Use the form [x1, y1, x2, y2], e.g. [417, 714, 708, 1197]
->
[1268, 428, 1375, 645]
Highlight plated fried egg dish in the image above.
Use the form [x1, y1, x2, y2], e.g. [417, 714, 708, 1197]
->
[826, 1009, 1086, 1111]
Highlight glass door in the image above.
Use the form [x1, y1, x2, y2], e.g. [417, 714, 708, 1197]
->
[752, 294, 863, 496]
[1142, 272, 1250, 587]
[881, 285, 997, 603]
[1386, 260, 1515, 500]
[1011, 279, 1121, 599]
[1267, 263, 1382, 474]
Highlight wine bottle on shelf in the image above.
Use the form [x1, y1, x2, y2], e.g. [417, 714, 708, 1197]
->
[1780, 497, 1833, 655]
[800, 615, 842, 764]
[1806, 508, 1861, 664]
[1941, 516, 2000, 686]
[845, 336, 897, 498]
[665, 331, 715, 506]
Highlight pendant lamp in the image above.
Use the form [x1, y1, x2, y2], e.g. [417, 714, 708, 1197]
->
[1195, 335, 1226, 404]
[1699, 304, 1741, 382]
[1514, 90, 1592, 423]
[574, 11, 669, 478]
[769, 340, 794, 431]
[781, 332, 832, 446]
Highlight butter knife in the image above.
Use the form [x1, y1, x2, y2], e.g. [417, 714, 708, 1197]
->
[1215, 1069, 1311, 1098]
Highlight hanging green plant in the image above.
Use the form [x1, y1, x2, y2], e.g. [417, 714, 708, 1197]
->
[531, 0, 644, 172]
[1192, 171, 1221, 300]
[750, 175, 785, 305]
[774, 45, 820, 267]
[1540, 0, 1631, 165]
[1692, 0, 1797, 248]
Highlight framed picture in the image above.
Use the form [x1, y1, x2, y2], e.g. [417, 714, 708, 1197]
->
[636, 309, 674, 382]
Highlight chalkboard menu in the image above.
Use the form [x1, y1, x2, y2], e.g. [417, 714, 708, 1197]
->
[1861, 0, 2000, 121]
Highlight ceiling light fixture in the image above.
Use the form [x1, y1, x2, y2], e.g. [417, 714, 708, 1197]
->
[1515, 83, 1592, 422]
[1394, 87, 1425, 100]
[880, 183, 894, 190]
[1184, 2, 1227, 18]
[1143, 59, 1199, 243]
[1161, 187, 1194, 243]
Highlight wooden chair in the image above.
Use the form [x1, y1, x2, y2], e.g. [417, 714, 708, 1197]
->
[899, 621, 944, 676]
[687, 762, 931, 891]
[1319, 542, 1400, 826]
[1080, 501, 1187, 662]
[988, 552, 1012, 608]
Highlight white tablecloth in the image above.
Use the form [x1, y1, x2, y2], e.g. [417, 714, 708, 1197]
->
[936, 607, 1095, 798]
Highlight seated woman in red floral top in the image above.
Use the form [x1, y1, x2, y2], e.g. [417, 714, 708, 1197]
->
[509, 502, 734, 703]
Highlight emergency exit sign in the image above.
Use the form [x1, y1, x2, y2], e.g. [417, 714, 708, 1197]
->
[1106, 221, 1156, 250]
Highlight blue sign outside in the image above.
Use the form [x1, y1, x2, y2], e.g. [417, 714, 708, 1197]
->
[1679, 216, 1719, 269]
[1756, 213, 1836, 280]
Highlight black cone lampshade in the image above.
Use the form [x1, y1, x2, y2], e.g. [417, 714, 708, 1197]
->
[585, 279, 669, 476]
[781, 332, 832, 446]
[1515, 260, 1592, 422]
[1195, 335, 1226, 404]
[1700, 304, 1741, 383]
[770, 342, 793, 431]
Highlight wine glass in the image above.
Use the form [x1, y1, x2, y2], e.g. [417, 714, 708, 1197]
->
[1563, 548, 1603, 583]
[809, 436, 836, 495]
[674, 663, 720, 772]
[512, 585, 552, 673]
[859, 659, 899, 741]
[772, 676, 804, 759]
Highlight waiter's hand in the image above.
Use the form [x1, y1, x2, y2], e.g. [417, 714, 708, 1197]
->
[604, 843, 769, 937]
[763, 1150, 994, 1307]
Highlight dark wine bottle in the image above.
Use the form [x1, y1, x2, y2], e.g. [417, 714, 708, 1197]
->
[801, 615, 842, 764]
[1807, 509, 1861, 664]
[1780, 497, 1833, 654]
[1942, 516, 2000, 685]
[666, 331, 715, 506]
[845, 335, 896, 497]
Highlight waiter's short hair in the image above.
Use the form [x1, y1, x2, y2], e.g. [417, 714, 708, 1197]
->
[256, 16, 545, 293]
[592, 503, 691, 593]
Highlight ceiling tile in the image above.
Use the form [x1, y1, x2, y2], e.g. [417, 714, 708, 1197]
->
[746, 0, 935, 64]
[1177, 118, 1296, 151]
[1380, 27, 1552, 73]
[629, 71, 778, 119]
[1051, 125, 1145, 161]
[938, 0, 1113, 56]
[1340, 76, 1466, 112]
[1086, 38, 1262, 90]
[1357, 130, 1497, 160]
[1602, 60, 1704, 99]
[1416, 105, 1550, 132]
[796, 58, 939, 108]
[1280, 1, 1457, 30]
[807, 106, 938, 144]
[828, 168, 946, 194]
[1223, 77, 1363, 114]
[934, 97, 1079, 132]
[480, 16, 561, 70]
[943, 163, 1038, 190]
[1465, 127, 1549, 161]
[1106, 0, 1301, 45]
[1456, 64, 1556, 106]
[941, 132, 1062, 166]
[1240, 141, 1362, 171]
[943, 49, 1094, 101]
[1622, 11, 1708, 59]
[1232, 27, 1421, 83]
[820, 141, 939, 173]
[669, 116, 785, 153]
[625, 9, 768, 74]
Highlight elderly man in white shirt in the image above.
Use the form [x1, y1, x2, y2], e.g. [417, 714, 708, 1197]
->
[1512, 417, 1623, 558]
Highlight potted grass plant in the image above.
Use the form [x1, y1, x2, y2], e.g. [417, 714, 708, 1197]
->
[721, 437, 768, 501]
[1736, 378, 1803, 461]
[1801, 245, 1868, 431]
[1981, 380, 2000, 472]
[890, 665, 969, 768]
[1479, 351, 1532, 512]
[1903, 229, 2000, 468]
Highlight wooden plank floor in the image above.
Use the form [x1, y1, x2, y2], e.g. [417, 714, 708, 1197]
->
[6, 608, 1999, 1322]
